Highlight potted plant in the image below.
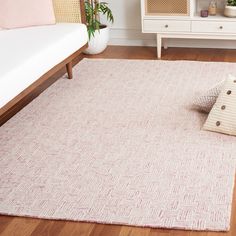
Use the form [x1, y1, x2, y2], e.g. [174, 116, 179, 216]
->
[224, 0, 236, 17]
[84, 0, 114, 54]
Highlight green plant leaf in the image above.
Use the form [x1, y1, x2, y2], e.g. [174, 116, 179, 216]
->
[227, 0, 236, 6]
[84, 0, 114, 40]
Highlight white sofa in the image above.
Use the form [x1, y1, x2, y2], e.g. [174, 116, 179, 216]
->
[0, 23, 88, 110]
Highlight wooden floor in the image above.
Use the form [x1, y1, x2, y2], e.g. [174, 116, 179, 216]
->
[1, 46, 236, 236]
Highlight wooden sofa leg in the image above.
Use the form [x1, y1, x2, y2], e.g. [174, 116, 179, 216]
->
[66, 62, 73, 79]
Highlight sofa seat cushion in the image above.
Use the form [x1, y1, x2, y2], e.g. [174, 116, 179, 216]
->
[0, 23, 88, 108]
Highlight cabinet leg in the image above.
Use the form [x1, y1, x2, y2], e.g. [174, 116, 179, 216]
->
[157, 34, 162, 59]
[163, 38, 168, 49]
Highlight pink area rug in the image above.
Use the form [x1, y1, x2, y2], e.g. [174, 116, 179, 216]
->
[0, 59, 236, 231]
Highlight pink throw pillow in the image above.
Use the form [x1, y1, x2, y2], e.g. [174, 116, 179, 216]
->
[0, 0, 56, 29]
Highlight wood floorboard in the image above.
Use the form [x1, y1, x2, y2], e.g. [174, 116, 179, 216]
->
[30, 220, 66, 236]
[1, 46, 236, 236]
[0, 216, 13, 234]
[0, 217, 40, 236]
[57, 222, 95, 236]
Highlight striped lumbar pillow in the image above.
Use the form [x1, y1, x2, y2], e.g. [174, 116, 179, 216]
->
[192, 80, 225, 113]
[203, 74, 236, 136]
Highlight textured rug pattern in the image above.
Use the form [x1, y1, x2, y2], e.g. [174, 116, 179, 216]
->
[0, 59, 236, 231]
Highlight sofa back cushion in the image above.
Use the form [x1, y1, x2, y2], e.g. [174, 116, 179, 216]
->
[0, 0, 56, 29]
[53, 0, 82, 23]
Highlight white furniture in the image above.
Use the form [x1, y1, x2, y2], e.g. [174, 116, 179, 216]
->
[141, 0, 236, 58]
[0, 23, 88, 109]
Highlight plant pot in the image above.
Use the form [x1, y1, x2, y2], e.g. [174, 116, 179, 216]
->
[224, 5, 236, 17]
[84, 25, 110, 55]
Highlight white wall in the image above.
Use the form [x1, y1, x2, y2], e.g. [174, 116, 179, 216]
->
[102, 0, 236, 49]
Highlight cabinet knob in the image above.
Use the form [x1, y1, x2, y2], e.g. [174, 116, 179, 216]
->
[165, 24, 169, 28]
[219, 26, 223, 29]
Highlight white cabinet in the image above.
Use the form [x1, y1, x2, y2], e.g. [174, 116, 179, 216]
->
[141, 0, 236, 58]
[145, 0, 190, 16]
[192, 21, 236, 33]
[143, 20, 191, 32]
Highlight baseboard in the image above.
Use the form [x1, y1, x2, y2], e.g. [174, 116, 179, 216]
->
[108, 28, 236, 49]
[109, 38, 156, 47]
